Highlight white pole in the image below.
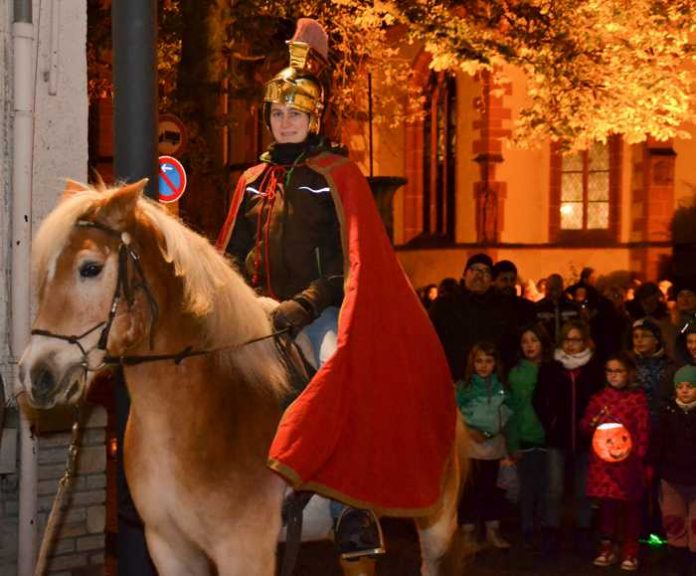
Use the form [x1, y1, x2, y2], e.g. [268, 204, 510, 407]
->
[12, 5, 37, 575]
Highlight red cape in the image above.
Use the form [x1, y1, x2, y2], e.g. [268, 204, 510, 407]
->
[217, 153, 456, 516]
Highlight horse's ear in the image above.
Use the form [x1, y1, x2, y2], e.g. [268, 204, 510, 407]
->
[62, 179, 90, 199]
[101, 178, 149, 227]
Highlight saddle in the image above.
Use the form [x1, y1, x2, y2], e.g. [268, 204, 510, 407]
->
[274, 334, 316, 407]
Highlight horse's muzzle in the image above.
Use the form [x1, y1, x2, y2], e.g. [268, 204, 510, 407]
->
[26, 360, 60, 408]
[24, 359, 84, 409]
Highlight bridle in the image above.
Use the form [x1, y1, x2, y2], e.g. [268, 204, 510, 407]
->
[31, 219, 159, 371]
[31, 219, 289, 371]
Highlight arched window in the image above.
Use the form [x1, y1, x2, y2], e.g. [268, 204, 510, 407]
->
[420, 72, 457, 242]
[422, 71, 457, 241]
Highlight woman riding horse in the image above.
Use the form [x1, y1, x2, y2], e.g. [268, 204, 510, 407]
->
[20, 18, 461, 576]
[216, 18, 457, 561]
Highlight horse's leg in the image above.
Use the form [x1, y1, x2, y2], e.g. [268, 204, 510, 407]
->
[214, 533, 277, 576]
[213, 481, 284, 576]
[415, 417, 468, 576]
[145, 528, 211, 576]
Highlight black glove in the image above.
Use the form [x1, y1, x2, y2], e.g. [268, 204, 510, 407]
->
[272, 298, 314, 337]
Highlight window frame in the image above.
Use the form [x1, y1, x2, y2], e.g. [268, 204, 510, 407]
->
[420, 70, 457, 244]
[549, 136, 622, 245]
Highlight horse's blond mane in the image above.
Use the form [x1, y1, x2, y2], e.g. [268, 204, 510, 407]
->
[135, 198, 273, 344]
[33, 183, 288, 396]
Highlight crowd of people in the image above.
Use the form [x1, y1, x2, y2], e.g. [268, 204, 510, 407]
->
[422, 254, 696, 575]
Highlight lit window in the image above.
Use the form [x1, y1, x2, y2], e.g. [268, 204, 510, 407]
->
[560, 142, 610, 230]
[550, 137, 621, 243]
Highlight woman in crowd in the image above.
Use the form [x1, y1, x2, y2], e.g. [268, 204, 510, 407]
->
[533, 320, 604, 556]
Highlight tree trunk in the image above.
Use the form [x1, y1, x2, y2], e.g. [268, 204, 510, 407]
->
[176, 0, 227, 239]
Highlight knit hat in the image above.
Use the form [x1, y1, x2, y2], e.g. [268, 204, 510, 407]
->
[632, 318, 662, 343]
[465, 253, 493, 272]
[674, 365, 696, 386]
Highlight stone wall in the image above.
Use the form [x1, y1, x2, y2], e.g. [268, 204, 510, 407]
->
[0, 405, 107, 576]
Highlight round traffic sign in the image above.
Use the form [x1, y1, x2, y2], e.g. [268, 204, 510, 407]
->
[158, 113, 187, 156]
[158, 156, 187, 204]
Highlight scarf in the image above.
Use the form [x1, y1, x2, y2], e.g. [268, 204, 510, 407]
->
[554, 347, 592, 370]
[676, 398, 696, 411]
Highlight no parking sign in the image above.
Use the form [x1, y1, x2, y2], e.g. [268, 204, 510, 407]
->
[158, 156, 187, 203]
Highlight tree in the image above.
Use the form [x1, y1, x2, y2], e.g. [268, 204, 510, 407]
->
[87, 0, 696, 234]
[393, 0, 696, 150]
[90, 0, 696, 150]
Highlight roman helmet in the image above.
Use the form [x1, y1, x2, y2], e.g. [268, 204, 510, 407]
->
[263, 18, 329, 134]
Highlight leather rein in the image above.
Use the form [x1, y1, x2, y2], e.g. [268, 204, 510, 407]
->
[31, 219, 287, 370]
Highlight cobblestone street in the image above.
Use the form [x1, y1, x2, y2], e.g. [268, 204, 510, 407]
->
[286, 518, 675, 576]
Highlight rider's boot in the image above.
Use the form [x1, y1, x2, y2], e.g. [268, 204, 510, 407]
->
[334, 508, 386, 562]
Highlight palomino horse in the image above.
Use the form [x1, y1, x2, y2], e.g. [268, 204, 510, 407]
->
[20, 180, 467, 576]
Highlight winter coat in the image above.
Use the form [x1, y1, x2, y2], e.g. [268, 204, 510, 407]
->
[533, 353, 604, 453]
[580, 386, 650, 501]
[632, 350, 677, 423]
[224, 138, 344, 313]
[430, 288, 516, 380]
[506, 359, 545, 452]
[652, 398, 696, 486]
[534, 297, 580, 344]
[456, 374, 512, 460]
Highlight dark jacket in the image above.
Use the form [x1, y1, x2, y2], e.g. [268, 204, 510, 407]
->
[227, 140, 344, 313]
[535, 297, 581, 345]
[652, 399, 696, 486]
[533, 354, 604, 452]
[631, 350, 677, 423]
[429, 287, 512, 380]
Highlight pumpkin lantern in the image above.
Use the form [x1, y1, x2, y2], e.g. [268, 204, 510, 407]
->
[592, 422, 633, 463]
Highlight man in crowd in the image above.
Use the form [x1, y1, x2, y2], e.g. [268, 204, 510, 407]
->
[430, 253, 514, 379]
[535, 273, 580, 346]
[492, 259, 537, 368]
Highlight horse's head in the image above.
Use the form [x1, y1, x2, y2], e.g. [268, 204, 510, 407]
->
[20, 179, 153, 409]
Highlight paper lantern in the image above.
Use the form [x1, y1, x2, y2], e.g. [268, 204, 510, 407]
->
[592, 422, 632, 463]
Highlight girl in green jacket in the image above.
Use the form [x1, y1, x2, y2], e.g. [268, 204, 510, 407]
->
[506, 323, 552, 547]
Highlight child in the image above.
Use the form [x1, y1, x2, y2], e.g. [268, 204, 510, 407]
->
[533, 320, 604, 555]
[506, 323, 552, 547]
[631, 317, 677, 541]
[675, 321, 696, 368]
[631, 317, 677, 422]
[580, 353, 649, 571]
[456, 342, 513, 550]
[653, 365, 696, 576]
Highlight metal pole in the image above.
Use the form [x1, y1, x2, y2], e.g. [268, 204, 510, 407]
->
[113, 0, 158, 197]
[112, 1, 158, 574]
[12, 1, 37, 574]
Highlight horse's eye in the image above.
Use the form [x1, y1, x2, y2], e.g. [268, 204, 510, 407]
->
[79, 261, 103, 278]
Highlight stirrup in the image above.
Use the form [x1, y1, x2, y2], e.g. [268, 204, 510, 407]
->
[334, 508, 385, 562]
